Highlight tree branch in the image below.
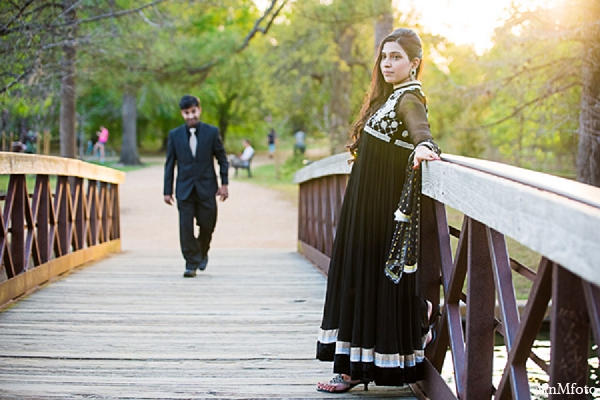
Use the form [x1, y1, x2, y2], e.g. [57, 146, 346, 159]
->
[61, 0, 170, 27]
[137, 8, 161, 28]
[186, 0, 288, 76]
[0, 64, 36, 95]
[465, 81, 581, 130]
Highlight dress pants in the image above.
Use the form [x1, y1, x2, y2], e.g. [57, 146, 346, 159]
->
[177, 189, 217, 269]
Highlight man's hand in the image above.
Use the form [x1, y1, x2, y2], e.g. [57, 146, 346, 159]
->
[164, 195, 174, 205]
[216, 185, 229, 202]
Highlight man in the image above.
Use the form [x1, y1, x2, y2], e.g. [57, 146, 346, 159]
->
[164, 95, 229, 278]
[229, 139, 255, 168]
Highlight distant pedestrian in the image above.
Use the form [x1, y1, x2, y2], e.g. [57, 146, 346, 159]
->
[94, 126, 109, 163]
[163, 94, 229, 278]
[23, 130, 37, 154]
[294, 129, 306, 155]
[267, 128, 276, 158]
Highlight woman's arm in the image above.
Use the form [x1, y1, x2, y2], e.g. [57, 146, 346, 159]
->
[398, 94, 441, 169]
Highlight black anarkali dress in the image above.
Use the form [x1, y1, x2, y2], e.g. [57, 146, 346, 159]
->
[316, 81, 434, 386]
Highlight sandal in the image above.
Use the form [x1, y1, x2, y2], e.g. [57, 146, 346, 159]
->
[423, 300, 441, 346]
[316, 374, 369, 393]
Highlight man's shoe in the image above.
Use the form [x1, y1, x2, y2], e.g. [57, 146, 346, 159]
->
[183, 269, 196, 278]
[198, 255, 209, 271]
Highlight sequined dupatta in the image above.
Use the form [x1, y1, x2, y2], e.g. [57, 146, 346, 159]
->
[384, 151, 421, 284]
[384, 140, 440, 284]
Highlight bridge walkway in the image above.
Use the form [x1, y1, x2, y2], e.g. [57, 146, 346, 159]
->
[0, 158, 418, 399]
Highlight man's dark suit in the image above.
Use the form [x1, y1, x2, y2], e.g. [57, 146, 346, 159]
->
[164, 122, 228, 269]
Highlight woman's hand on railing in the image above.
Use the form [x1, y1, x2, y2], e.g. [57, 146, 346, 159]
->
[413, 144, 441, 170]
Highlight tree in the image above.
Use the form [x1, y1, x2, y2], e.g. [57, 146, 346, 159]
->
[1, 0, 286, 162]
[0, 0, 170, 158]
[121, 89, 140, 165]
[373, 0, 393, 58]
[59, 0, 77, 158]
[576, 0, 600, 186]
[427, 2, 583, 170]
[81, 0, 287, 164]
[256, 0, 397, 155]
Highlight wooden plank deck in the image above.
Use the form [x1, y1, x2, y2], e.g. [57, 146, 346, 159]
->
[0, 162, 418, 399]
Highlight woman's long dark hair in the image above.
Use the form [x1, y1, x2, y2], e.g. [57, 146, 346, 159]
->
[347, 28, 423, 155]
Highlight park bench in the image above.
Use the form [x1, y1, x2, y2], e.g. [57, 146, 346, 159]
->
[232, 154, 253, 178]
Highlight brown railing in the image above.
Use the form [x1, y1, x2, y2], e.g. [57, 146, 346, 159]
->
[0, 152, 125, 308]
[295, 153, 600, 399]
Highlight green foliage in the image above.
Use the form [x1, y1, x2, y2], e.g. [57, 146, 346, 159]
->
[477, 11, 581, 169]
[433, 2, 583, 170]
[0, 0, 590, 178]
[279, 154, 308, 180]
[71, 0, 273, 151]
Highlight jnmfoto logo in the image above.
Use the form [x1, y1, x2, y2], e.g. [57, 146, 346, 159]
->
[536, 383, 598, 395]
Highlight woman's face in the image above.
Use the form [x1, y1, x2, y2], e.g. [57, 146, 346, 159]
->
[380, 41, 419, 87]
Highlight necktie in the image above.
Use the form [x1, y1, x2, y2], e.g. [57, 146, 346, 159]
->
[189, 128, 197, 157]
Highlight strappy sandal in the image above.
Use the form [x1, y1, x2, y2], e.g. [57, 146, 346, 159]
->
[316, 374, 369, 393]
[423, 300, 441, 346]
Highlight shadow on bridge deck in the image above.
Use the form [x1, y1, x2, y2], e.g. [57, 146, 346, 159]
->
[0, 160, 417, 399]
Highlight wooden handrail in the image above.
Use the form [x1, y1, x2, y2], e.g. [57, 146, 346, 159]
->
[0, 152, 126, 308]
[0, 153, 125, 184]
[422, 154, 600, 287]
[295, 153, 600, 399]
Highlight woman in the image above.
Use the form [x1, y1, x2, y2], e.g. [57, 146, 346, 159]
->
[316, 28, 441, 393]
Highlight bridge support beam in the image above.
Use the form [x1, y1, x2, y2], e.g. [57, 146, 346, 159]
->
[549, 265, 590, 399]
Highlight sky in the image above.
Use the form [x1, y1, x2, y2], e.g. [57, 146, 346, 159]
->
[398, 0, 559, 53]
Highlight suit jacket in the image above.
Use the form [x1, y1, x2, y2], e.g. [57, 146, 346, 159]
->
[163, 122, 229, 201]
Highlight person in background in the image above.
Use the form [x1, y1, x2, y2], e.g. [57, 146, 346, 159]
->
[267, 128, 276, 158]
[228, 139, 255, 168]
[294, 128, 306, 155]
[316, 28, 441, 393]
[94, 126, 109, 163]
[163, 94, 229, 278]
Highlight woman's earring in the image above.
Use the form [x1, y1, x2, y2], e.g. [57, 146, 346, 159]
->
[410, 69, 417, 80]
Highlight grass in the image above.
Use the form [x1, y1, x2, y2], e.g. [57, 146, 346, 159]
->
[229, 155, 300, 206]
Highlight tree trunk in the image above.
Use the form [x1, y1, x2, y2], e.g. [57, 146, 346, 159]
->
[373, 0, 394, 58]
[59, 0, 77, 158]
[576, 2, 600, 187]
[218, 117, 229, 145]
[329, 27, 355, 155]
[217, 94, 237, 145]
[119, 90, 141, 165]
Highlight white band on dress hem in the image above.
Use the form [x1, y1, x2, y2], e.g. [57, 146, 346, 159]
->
[318, 333, 426, 368]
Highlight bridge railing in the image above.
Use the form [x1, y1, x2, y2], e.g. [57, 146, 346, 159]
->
[294, 153, 600, 399]
[0, 153, 125, 308]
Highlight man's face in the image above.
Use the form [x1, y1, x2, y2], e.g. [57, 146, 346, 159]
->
[181, 105, 201, 127]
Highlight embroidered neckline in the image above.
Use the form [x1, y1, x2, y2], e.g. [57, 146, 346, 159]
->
[393, 81, 421, 91]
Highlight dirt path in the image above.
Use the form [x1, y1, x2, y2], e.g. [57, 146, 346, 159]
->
[119, 155, 298, 253]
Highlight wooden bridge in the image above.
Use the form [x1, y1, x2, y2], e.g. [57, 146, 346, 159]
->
[0, 153, 417, 399]
[295, 153, 600, 399]
[1, 151, 600, 399]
